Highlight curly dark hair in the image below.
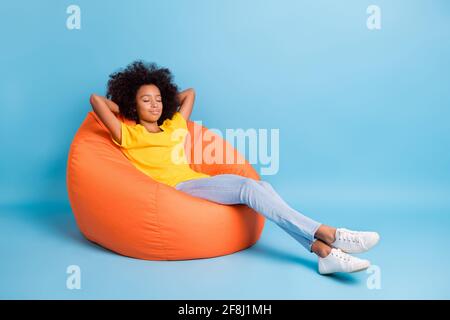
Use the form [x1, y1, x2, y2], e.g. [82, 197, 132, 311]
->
[106, 60, 180, 125]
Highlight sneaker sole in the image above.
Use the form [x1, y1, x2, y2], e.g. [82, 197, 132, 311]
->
[349, 264, 370, 273]
[319, 264, 370, 275]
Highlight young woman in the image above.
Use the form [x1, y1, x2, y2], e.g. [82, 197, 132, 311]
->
[90, 60, 380, 275]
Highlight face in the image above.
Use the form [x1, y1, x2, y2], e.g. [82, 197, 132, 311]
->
[135, 84, 163, 123]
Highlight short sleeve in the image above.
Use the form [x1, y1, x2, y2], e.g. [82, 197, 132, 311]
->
[170, 112, 187, 129]
[111, 122, 143, 149]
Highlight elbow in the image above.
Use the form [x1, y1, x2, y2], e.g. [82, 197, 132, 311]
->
[90, 94, 100, 110]
[90, 93, 97, 104]
[186, 88, 196, 100]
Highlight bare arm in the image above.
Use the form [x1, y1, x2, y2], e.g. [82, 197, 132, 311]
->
[90, 94, 122, 144]
[177, 88, 196, 121]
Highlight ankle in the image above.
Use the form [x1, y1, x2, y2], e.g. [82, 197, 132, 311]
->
[311, 240, 332, 258]
[315, 225, 337, 245]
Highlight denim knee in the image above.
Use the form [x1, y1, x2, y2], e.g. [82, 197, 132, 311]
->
[242, 177, 259, 188]
[258, 180, 271, 188]
[239, 177, 259, 201]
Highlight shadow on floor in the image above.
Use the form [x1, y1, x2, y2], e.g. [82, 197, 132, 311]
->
[249, 242, 361, 285]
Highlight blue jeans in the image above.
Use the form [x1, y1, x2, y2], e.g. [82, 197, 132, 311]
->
[175, 174, 322, 252]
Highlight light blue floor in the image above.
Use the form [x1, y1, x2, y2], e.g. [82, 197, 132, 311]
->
[1, 192, 449, 299]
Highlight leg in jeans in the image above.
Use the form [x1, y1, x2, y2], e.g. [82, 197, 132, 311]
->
[256, 180, 316, 252]
[175, 174, 322, 252]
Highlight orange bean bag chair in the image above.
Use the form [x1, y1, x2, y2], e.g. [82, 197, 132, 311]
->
[66, 111, 265, 260]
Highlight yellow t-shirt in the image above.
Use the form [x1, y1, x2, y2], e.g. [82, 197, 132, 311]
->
[111, 111, 210, 187]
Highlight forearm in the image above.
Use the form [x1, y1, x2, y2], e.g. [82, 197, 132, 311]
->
[91, 94, 120, 114]
[89, 94, 122, 142]
[102, 96, 120, 114]
[177, 88, 195, 106]
[177, 88, 195, 120]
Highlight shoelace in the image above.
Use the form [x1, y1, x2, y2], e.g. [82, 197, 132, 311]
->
[337, 229, 361, 244]
[331, 249, 351, 262]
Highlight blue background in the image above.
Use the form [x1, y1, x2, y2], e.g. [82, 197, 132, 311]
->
[1, 0, 449, 299]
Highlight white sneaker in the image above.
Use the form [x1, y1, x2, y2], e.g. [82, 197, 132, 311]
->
[318, 248, 370, 275]
[331, 228, 380, 254]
